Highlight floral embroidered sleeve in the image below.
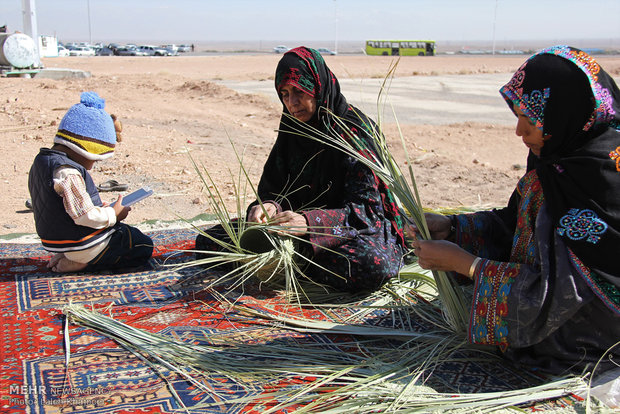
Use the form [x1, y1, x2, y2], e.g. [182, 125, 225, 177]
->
[468, 258, 521, 349]
[468, 248, 601, 352]
[303, 156, 387, 253]
[461, 172, 606, 352]
[453, 210, 515, 262]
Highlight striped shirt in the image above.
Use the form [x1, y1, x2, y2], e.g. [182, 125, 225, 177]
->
[53, 166, 116, 263]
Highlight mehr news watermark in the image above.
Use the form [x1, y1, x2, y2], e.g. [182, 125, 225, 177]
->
[8, 385, 109, 407]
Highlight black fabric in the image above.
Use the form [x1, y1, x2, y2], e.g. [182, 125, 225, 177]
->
[28, 148, 114, 251]
[500, 46, 620, 289]
[258, 46, 356, 211]
[86, 222, 153, 271]
[196, 47, 407, 292]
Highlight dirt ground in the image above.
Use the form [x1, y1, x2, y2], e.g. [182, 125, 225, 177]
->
[2, 54, 620, 237]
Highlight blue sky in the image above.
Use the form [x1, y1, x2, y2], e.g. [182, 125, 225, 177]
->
[3, 0, 620, 44]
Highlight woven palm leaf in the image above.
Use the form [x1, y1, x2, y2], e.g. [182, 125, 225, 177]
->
[177, 143, 349, 304]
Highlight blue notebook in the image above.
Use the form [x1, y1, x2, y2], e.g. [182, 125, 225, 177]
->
[111, 186, 153, 207]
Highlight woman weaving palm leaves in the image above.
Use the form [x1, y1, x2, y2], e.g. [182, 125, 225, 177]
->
[412, 46, 620, 382]
[196, 46, 407, 292]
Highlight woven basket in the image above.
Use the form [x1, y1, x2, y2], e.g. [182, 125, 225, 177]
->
[239, 226, 276, 253]
[237, 227, 295, 282]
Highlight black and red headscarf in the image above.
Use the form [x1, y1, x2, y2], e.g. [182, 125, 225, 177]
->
[256, 46, 405, 245]
[500, 46, 620, 300]
[275, 46, 348, 118]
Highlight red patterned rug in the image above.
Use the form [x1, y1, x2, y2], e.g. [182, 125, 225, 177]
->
[0, 229, 585, 413]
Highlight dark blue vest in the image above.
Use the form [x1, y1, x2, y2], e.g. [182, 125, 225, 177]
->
[28, 148, 114, 252]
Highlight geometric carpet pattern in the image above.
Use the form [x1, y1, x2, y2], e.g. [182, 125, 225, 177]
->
[0, 229, 583, 413]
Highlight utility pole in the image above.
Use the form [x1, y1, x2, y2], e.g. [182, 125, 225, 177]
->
[87, 0, 92, 44]
[21, 0, 41, 66]
[333, 0, 338, 54]
[492, 0, 498, 55]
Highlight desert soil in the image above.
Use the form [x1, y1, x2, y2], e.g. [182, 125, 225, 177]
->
[2, 54, 620, 238]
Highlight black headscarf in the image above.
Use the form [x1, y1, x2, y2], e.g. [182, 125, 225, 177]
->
[500, 46, 620, 290]
[254, 46, 404, 244]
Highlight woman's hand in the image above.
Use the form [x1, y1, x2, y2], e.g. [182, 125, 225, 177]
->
[410, 239, 477, 277]
[425, 213, 453, 240]
[270, 211, 308, 236]
[405, 213, 453, 240]
[247, 202, 278, 223]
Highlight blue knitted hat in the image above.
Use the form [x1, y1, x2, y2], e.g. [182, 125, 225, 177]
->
[54, 92, 116, 160]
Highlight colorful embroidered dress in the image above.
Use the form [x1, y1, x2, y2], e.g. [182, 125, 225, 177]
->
[459, 46, 620, 374]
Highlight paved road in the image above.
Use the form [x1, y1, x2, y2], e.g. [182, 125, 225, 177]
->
[218, 73, 518, 126]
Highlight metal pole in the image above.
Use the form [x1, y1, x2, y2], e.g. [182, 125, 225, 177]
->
[334, 0, 338, 54]
[21, 0, 41, 66]
[87, 0, 92, 44]
[492, 0, 498, 55]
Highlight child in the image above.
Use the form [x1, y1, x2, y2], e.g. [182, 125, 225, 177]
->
[28, 91, 153, 273]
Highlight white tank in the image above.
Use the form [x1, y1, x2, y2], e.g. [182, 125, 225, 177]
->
[0, 33, 37, 68]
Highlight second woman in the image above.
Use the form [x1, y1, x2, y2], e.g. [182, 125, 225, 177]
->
[197, 46, 407, 292]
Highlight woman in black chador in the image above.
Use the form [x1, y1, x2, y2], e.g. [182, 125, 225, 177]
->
[197, 46, 407, 292]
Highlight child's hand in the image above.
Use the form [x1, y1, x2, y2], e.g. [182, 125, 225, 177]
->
[112, 195, 130, 222]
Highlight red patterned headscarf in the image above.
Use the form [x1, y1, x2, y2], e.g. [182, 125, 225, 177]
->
[275, 46, 347, 118]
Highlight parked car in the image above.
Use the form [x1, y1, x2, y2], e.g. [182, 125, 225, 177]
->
[317, 47, 337, 55]
[161, 45, 179, 56]
[273, 45, 289, 53]
[177, 44, 192, 52]
[107, 43, 122, 54]
[116, 46, 147, 56]
[137, 45, 171, 56]
[57, 45, 70, 57]
[96, 47, 115, 56]
[161, 44, 178, 53]
[68, 46, 95, 56]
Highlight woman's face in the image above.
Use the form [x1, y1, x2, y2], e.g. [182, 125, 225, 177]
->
[279, 84, 317, 123]
[514, 105, 547, 156]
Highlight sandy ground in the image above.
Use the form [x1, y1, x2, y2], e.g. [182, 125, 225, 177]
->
[2, 53, 620, 238]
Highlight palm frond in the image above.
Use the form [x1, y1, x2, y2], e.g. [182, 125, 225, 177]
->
[179, 142, 359, 306]
[63, 303, 589, 413]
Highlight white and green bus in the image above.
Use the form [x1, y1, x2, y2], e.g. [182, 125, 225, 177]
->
[365, 40, 435, 56]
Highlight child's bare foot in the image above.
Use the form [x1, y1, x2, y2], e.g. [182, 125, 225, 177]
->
[50, 257, 88, 273]
[47, 253, 64, 269]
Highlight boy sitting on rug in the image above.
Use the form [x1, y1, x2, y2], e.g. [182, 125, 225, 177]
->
[28, 91, 153, 273]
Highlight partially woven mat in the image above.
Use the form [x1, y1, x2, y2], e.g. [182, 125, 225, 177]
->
[0, 228, 585, 413]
